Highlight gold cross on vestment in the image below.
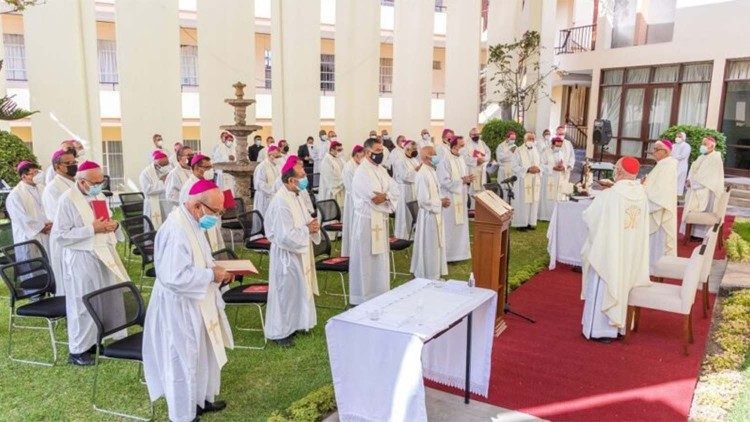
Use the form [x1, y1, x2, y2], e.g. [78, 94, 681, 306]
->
[624, 206, 641, 230]
[206, 319, 221, 338]
[372, 223, 383, 242]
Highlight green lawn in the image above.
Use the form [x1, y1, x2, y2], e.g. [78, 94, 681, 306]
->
[0, 219, 549, 421]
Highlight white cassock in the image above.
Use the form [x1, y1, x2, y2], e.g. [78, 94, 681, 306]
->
[539, 147, 572, 221]
[511, 146, 542, 228]
[392, 152, 419, 240]
[42, 174, 76, 295]
[561, 138, 576, 179]
[672, 140, 691, 195]
[52, 186, 129, 353]
[211, 142, 237, 195]
[165, 166, 191, 212]
[168, 152, 180, 169]
[264, 187, 321, 340]
[680, 150, 724, 239]
[410, 165, 447, 279]
[6, 181, 50, 262]
[435, 141, 451, 161]
[341, 159, 359, 256]
[312, 140, 330, 174]
[581, 179, 651, 339]
[272, 178, 315, 215]
[139, 164, 167, 228]
[252, 158, 280, 217]
[44, 166, 57, 185]
[461, 138, 491, 209]
[319, 153, 345, 207]
[495, 141, 516, 182]
[644, 156, 678, 272]
[179, 175, 226, 252]
[383, 144, 403, 170]
[416, 138, 432, 152]
[257, 143, 273, 162]
[143, 206, 233, 422]
[349, 159, 400, 305]
[437, 153, 471, 262]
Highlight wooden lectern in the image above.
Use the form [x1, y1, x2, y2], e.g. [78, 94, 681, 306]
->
[472, 191, 513, 335]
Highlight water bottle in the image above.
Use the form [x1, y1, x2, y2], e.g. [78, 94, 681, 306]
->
[468, 272, 475, 288]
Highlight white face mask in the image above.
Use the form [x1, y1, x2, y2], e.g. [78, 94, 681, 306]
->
[553, 146, 562, 153]
[544, 135, 551, 141]
[422, 134, 430, 141]
[508, 138, 516, 144]
[525, 141, 534, 148]
[155, 141, 163, 148]
[203, 168, 215, 180]
[32, 171, 44, 186]
[321, 135, 328, 141]
[676, 137, 684, 143]
[77, 149, 85, 158]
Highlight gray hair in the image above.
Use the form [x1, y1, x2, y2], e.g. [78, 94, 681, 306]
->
[363, 137, 381, 151]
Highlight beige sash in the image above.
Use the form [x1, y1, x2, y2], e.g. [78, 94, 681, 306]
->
[500, 143, 514, 179]
[327, 155, 345, 206]
[424, 168, 444, 247]
[68, 187, 129, 283]
[447, 155, 466, 225]
[470, 144, 486, 191]
[279, 188, 319, 297]
[265, 159, 279, 187]
[406, 158, 418, 198]
[174, 207, 231, 368]
[364, 163, 388, 255]
[546, 150, 567, 200]
[518, 147, 541, 204]
[145, 165, 163, 227]
[14, 182, 43, 221]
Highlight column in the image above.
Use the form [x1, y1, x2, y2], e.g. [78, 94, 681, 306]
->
[335, 0, 380, 151]
[486, 0, 521, 114]
[444, 0, 481, 136]
[24, 0, 101, 164]
[0, 16, 8, 132]
[115, 0, 182, 186]
[271, 0, 320, 146]
[586, 67, 601, 158]
[392, 0, 433, 138]
[197, 0, 255, 150]
[706, 58, 727, 130]
[534, 0, 558, 135]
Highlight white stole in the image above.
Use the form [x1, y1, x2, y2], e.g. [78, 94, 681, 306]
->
[500, 143, 514, 179]
[363, 163, 389, 255]
[519, 147, 541, 204]
[446, 155, 466, 225]
[144, 165, 164, 226]
[469, 144, 486, 191]
[14, 182, 43, 222]
[424, 167, 444, 247]
[173, 206, 232, 368]
[68, 187, 129, 283]
[545, 150, 568, 200]
[279, 188, 319, 297]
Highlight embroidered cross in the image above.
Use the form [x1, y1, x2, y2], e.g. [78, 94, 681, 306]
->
[206, 319, 221, 338]
[372, 223, 383, 242]
[624, 206, 641, 230]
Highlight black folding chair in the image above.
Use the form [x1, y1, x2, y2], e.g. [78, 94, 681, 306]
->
[0, 258, 66, 366]
[215, 248, 267, 350]
[1, 239, 54, 293]
[119, 192, 145, 220]
[311, 173, 320, 195]
[237, 210, 271, 270]
[102, 175, 114, 198]
[121, 215, 155, 261]
[221, 197, 246, 250]
[390, 200, 418, 282]
[82, 282, 153, 421]
[316, 199, 343, 239]
[130, 231, 156, 291]
[313, 229, 348, 308]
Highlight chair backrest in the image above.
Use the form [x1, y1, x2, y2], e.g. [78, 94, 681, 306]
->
[312, 173, 320, 189]
[699, 224, 721, 283]
[212, 248, 238, 261]
[2, 239, 50, 265]
[317, 199, 341, 223]
[406, 200, 419, 228]
[82, 282, 146, 344]
[222, 197, 246, 221]
[714, 188, 732, 220]
[483, 183, 503, 199]
[131, 231, 156, 265]
[237, 210, 265, 240]
[119, 192, 145, 218]
[102, 175, 112, 192]
[312, 227, 332, 258]
[0, 258, 55, 306]
[121, 215, 155, 241]
[680, 245, 705, 312]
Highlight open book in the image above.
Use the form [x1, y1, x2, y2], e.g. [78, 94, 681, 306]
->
[214, 259, 258, 275]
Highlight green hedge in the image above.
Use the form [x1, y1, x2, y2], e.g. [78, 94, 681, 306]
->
[658, 125, 726, 166]
[0, 130, 37, 186]
[480, 119, 526, 155]
[268, 385, 336, 422]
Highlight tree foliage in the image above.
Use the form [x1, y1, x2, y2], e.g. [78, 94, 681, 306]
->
[659, 125, 726, 166]
[480, 118, 526, 154]
[0, 130, 37, 185]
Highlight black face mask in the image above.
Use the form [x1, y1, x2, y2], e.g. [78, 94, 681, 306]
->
[370, 152, 384, 165]
[470, 135, 479, 142]
[282, 146, 290, 153]
[409, 150, 418, 158]
[65, 164, 78, 177]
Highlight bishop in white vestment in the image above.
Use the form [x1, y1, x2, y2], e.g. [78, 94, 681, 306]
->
[349, 139, 400, 304]
[410, 146, 448, 279]
[462, 128, 491, 209]
[319, 141, 346, 207]
[437, 136, 472, 262]
[672, 132, 691, 196]
[179, 154, 226, 252]
[211, 131, 238, 195]
[252, 146, 282, 217]
[52, 161, 129, 365]
[495, 131, 518, 182]
[44, 140, 80, 184]
[42, 150, 78, 296]
[264, 156, 322, 346]
[341, 146, 364, 256]
[581, 157, 651, 340]
[139, 150, 170, 228]
[165, 145, 194, 212]
[511, 133, 542, 229]
[554, 125, 577, 179]
[644, 140, 678, 271]
[392, 141, 420, 240]
[680, 137, 725, 239]
[143, 180, 234, 422]
[6, 161, 51, 262]
[539, 137, 572, 221]
[435, 128, 453, 160]
[312, 130, 332, 173]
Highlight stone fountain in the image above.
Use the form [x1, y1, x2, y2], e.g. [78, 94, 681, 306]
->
[214, 81, 262, 203]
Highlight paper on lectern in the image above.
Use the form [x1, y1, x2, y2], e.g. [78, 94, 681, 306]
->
[476, 190, 512, 216]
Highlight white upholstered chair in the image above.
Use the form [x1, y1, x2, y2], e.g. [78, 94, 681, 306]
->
[682, 186, 731, 246]
[627, 245, 704, 355]
[650, 224, 719, 318]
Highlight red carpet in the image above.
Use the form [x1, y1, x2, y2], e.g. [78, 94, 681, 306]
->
[429, 217, 735, 421]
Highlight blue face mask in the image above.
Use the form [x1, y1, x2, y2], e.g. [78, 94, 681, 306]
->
[297, 177, 309, 191]
[87, 183, 103, 197]
[699, 145, 708, 155]
[199, 214, 219, 230]
[431, 156, 440, 166]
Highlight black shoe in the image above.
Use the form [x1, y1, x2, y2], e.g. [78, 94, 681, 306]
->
[273, 336, 295, 348]
[68, 352, 95, 366]
[527, 225, 536, 230]
[197, 400, 226, 415]
[516, 227, 528, 232]
[85, 345, 98, 355]
[589, 337, 614, 344]
[690, 236, 702, 242]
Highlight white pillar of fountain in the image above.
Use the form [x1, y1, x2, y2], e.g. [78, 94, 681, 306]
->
[197, 0, 255, 152]
[334, 0, 380, 152]
[271, 0, 321, 147]
[23, 0, 101, 163]
[392, 0, 434, 139]
[445, 0, 482, 136]
[115, 0, 182, 186]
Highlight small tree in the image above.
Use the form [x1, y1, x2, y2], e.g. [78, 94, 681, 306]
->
[0, 130, 36, 185]
[659, 125, 726, 166]
[488, 30, 556, 123]
[480, 119, 526, 154]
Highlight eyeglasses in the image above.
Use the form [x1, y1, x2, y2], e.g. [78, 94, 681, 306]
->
[83, 178, 104, 187]
[201, 202, 224, 216]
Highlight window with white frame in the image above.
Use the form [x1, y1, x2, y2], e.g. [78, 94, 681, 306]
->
[3, 34, 27, 81]
[97, 40, 118, 84]
[183, 139, 201, 152]
[101, 140, 124, 190]
[264, 49, 272, 89]
[180, 45, 199, 86]
[321, 54, 335, 91]
[379, 58, 393, 93]
[380, 0, 394, 6]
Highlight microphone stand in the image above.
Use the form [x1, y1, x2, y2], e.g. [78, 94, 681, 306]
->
[501, 180, 536, 324]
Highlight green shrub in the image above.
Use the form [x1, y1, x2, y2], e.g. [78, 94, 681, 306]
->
[726, 232, 750, 263]
[268, 384, 336, 422]
[658, 125, 726, 166]
[0, 130, 36, 186]
[480, 119, 526, 155]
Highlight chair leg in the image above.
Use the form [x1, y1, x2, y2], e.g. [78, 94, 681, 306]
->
[683, 313, 693, 356]
[230, 304, 267, 350]
[8, 314, 59, 367]
[718, 223, 725, 251]
[632, 307, 640, 332]
[339, 272, 348, 308]
[702, 280, 709, 318]
[683, 224, 692, 244]
[92, 350, 154, 420]
[390, 251, 396, 283]
[688, 312, 694, 344]
[624, 306, 634, 340]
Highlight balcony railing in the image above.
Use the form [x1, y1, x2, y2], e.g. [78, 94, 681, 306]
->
[565, 120, 588, 149]
[555, 24, 596, 55]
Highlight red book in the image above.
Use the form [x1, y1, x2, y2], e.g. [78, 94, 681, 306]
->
[90, 200, 110, 220]
[223, 189, 236, 210]
[243, 284, 269, 294]
[323, 257, 348, 265]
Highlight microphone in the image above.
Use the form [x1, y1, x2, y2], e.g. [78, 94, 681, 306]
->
[499, 175, 517, 184]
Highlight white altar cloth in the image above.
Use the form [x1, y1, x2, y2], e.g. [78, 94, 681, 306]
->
[547, 198, 594, 269]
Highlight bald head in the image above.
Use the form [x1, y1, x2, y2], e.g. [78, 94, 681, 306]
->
[420, 145, 436, 165]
